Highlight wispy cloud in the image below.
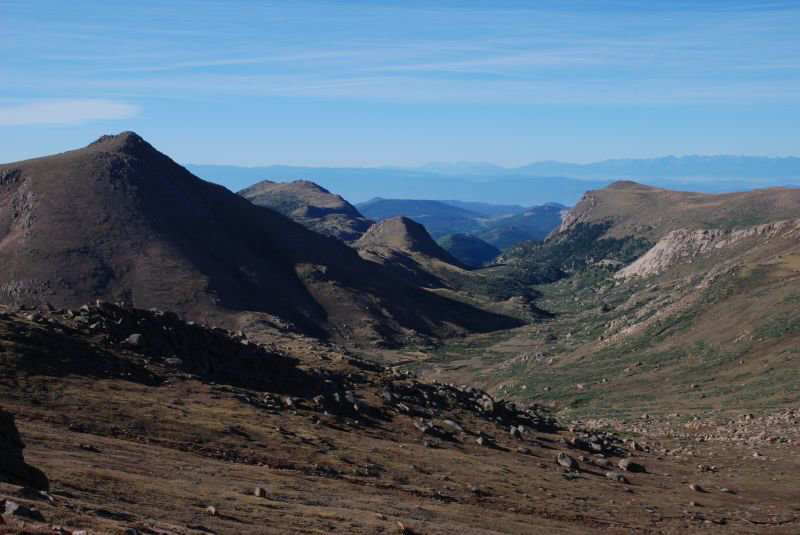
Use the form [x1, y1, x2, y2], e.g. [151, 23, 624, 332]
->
[0, 99, 139, 126]
[3, 1, 799, 105]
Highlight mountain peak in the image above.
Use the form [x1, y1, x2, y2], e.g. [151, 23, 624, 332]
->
[605, 180, 652, 190]
[87, 131, 158, 158]
[239, 178, 373, 241]
[368, 216, 431, 241]
[355, 216, 465, 267]
[90, 130, 144, 146]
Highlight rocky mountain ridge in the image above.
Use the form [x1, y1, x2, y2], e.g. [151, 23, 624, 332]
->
[556, 181, 800, 241]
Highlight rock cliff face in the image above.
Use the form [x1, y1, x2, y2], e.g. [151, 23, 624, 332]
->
[0, 409, 49, 490]
[616, 219, 800, 279]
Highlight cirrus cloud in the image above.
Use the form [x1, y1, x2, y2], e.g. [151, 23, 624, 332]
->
[0, 99, 139, 126]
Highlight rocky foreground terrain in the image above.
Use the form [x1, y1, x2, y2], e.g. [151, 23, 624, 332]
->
[1, 302, 798, 533]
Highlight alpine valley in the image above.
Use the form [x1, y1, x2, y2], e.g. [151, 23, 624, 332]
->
[1, 134, 799, 534]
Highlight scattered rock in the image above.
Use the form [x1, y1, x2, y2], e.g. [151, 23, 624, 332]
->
[442, 419, 464, 433]
[618, 458, 645, 473]
[594, 458, 613, 469]
[557, 452, 578, 470]
[689, 484, 705, 493]
[4, 499, 45, 521]
[254, 486, 267, 497]
[124, 333, 145, 347]
[626, 439, 643, 451]
[206, 505, 218, 516]
[606, 472, 629, 483]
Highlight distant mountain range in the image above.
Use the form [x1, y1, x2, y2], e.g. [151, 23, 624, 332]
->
[186, 163, 602, 206]
[187, 155, 800, 206]
[393, 155, 800, 181]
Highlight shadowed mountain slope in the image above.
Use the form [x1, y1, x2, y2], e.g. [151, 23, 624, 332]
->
[0, 132, 519, 343]
[437, 233, 500, 267]
[239, 179, 373, 241]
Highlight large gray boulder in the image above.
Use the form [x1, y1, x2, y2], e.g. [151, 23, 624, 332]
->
[0, 409, 49, 490]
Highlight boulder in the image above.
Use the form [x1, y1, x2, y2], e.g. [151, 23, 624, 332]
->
[124, 333, 145, 348]
[0, 410, 49, 490]
[606, 471, 629, 483]
[3, 499, 45, 521]
[618, 458, 646, 473]
[557, 452, 578, 470]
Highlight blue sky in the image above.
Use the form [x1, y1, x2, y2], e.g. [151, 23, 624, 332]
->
[1, 0, 799, 166]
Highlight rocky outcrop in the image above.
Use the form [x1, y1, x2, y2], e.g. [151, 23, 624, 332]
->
[13, 301, 297, 391]
[555, 190, 599, 235]
[616, 219, 800, 279]
[0, 409, 49, 490]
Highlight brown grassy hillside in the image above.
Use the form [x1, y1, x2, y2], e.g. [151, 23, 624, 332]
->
[558, 181, 800, 240]
[239, 179, 373, 241]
